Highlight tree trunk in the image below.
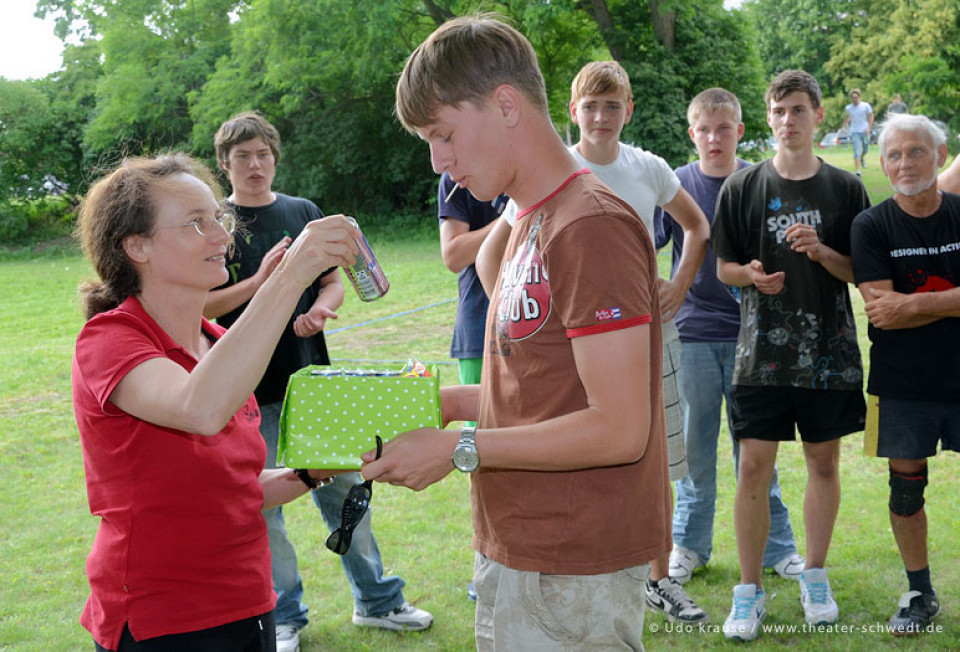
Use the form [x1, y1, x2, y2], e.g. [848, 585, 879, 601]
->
[422, 0, 454, 27]
[649, 0, 675, 53]
[584, 0, 624, 62]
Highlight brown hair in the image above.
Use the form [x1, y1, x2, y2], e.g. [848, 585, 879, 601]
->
[75, 153, 224, 320]
[687, 87, 742, 126]
[214, 111, 282, 167]
[570, 61, 632, 105]
[765, 70, 822, 110]
[395, 15, 548, 133]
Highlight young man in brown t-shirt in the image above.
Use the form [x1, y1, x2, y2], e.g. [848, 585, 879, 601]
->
[362, 15, 671, 650]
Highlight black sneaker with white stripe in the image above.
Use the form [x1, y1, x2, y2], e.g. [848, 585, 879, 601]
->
[888, 591, 940, 636]
[644, 577, 709, 624]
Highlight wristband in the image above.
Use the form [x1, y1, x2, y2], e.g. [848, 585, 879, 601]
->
[294, 468, 321, 490]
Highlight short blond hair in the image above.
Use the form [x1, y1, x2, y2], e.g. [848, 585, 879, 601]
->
[687, 87, 741, 126]
[395, 15, 548, 133]
[570, 61, 632, 105]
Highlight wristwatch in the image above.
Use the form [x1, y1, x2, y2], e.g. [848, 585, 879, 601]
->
[451, 425, 480, 472]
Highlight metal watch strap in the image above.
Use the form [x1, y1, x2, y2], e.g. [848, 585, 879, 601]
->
[452, 424, 479, 472]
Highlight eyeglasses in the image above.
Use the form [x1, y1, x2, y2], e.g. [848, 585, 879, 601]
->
[325, 436, 382, 556]
[155, 211, 237, 237]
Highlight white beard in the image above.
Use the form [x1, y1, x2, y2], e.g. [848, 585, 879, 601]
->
[892, 175, 936, 197]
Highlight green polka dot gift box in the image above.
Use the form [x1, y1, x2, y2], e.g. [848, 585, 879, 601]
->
[277, 363, 441, 469]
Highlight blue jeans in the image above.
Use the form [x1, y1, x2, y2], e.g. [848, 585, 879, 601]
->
[260, 402, 406, 628]
[672, 342, 798, 567]
[852, 131, 868, 161]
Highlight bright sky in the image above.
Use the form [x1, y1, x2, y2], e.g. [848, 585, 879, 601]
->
[0, 0, 64, 81]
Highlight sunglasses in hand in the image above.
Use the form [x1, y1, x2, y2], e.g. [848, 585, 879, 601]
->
[325, 435, 382, 555]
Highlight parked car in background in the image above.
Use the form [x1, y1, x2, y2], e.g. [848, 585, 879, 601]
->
[739, 136, 777, 153]
[819, 132, 838, 147]
[819, 131, 852, 147]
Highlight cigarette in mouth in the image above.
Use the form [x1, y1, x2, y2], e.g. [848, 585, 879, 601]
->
[445, 182, 460, 203]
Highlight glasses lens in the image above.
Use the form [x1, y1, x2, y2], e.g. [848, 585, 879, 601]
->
[343, 484, 372, 524]
[193, 218, 215, 236]
[191, 213, 236, 236]
[325, 483, 372, 555]
[325, 528, 352, 555]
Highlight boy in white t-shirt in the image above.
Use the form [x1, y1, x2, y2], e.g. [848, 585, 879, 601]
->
[567, 59, 710, 625]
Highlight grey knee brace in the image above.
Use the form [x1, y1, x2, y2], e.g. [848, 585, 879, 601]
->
[889, 464, 928, 517]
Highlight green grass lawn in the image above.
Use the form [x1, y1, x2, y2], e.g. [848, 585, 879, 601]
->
[815, 142, 890, 202]
[2, 150, 959, 650]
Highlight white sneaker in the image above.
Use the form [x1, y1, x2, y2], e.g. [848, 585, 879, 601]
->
[352, 602, 433, 631]
[771, 552, 806, 581]
[644, 577, 709, 624]
[723, 584, 766, 641]
[800, 568, 838, 625]
[275, 623, 300, 652]
[668, 545, 705, 584]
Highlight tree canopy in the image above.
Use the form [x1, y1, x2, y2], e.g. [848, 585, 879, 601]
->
[824, 0, 960, 130]
[1, 0, 957, 217]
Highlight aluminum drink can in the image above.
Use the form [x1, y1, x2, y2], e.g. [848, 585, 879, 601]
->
[344, 216, 389, 301]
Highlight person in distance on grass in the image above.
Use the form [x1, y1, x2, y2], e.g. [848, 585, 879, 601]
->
[712, 70, 869, 641]
[886, 93, 908, 117]
[841, 87, 874, 178]
[850, 113, 959, 636]
[204, 112, 433, 652]
[367, 15, 671, 649]
[72, 153, 357, 651]
[435, 171, 508, 602]
[657, 87, 805, 591]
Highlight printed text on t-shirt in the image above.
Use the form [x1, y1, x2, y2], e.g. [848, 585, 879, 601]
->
[767, 206, 823, 244]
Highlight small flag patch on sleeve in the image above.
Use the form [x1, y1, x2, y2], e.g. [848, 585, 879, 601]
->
[595, 307, 621, 321]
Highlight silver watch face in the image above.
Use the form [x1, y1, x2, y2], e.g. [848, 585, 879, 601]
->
[452, 447, 479, 472]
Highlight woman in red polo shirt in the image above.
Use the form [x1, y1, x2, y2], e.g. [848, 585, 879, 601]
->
[71, 154, 357, 651]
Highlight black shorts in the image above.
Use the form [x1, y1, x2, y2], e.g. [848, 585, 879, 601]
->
[731, 385, 865, 443]
[94, 610, 276, 652]
[864, 394, 960, 459]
